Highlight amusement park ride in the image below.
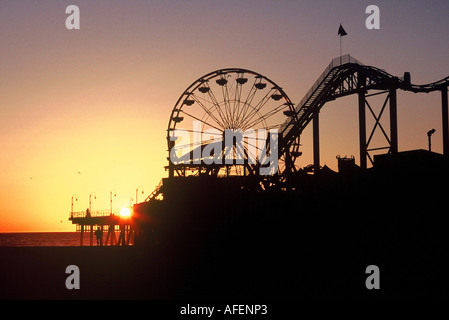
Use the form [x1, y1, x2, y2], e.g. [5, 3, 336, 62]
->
[70, 54, 449, 247]
[166, 54, 449, 178]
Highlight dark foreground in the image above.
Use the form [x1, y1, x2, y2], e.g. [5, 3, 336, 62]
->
[1, 151, 449, 299]
[0, 244, 447, 300]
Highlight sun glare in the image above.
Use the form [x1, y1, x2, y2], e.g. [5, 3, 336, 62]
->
[120, 207, 131, 217]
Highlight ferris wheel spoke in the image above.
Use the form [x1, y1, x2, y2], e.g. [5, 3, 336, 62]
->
[173, 137, 217, 151]
[244, 103, 289, 129]
[181, 110, 223, 132]
[221, 84, 233, 128]
[229, 79, 242, 129]
[194, 90, 228, 128]
[172, 128, 222, 136]
[207, 87, 231, 128]
[174, 138, 225, 162]
[238, 88, 271, 129]
[237, 81, 258, 125]
[244, 140, 263, 163]
[232, 81, 243, 129]
[239, 90, 275, 130]
[240, 87, 257, 119]
[191, 94, 225, 129]
[226, 83, 236, 128]
[224, 81, 238, 128]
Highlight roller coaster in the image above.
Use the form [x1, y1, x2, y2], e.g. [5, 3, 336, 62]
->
[164, 54, 449, 186]
[72, 55, 449, 247]
[140, 56, 449, 299]
[67, 55, 449, 298]
[65, 54, 449, 301]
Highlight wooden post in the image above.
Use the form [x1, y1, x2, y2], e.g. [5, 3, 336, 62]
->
[111, 226, 117, 245]
[105, 227, 109, 246]
[126, 225, 134, 245]
[126, 227, 133, 245]
[80, 225, 84, 246]
[118, 224, 126, 246]
[105, 225, 116, 246]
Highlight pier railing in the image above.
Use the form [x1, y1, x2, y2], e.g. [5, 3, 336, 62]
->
[69, 209, 121, 219]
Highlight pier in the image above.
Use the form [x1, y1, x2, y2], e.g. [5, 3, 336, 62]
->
[59, 55, 449, 298]
[69, 210, 134, 246]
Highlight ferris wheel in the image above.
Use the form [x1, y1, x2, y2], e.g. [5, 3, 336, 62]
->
[167, 68, 301, 178]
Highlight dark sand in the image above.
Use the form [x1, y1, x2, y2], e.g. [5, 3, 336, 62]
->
[0, 246, 161, 299]
[1, 244, 448, 299]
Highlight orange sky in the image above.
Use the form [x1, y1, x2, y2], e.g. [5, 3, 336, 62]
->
[1, 1, 448, 232]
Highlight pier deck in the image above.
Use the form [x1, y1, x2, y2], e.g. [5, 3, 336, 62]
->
[69, 210, 134, 246]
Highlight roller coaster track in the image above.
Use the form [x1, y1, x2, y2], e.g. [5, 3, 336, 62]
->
[162, 54, 449, 187]
[278, 54, 449, 167]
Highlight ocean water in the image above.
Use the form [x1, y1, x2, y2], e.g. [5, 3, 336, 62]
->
[0, 232, 81, 247]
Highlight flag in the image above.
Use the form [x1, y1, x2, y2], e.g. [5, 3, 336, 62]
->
[338, 24, 347, 37]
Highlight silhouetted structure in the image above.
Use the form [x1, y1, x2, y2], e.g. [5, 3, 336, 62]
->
[66, 55, 449, 298]
[69, 210, 134, 246]
[166, 55, 449, 178]
[337, 155, 360, 174]
[129, 149, 449, 298]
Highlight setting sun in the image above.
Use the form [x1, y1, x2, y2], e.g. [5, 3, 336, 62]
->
[120, 207, 131, 217]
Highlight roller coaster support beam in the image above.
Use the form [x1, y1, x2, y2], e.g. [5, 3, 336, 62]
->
[389, 88, 398, 155]
[358, 92, 367, 170]
[313, 111, 320, 174]
[358, 74, 367, 170]
[442, 86, 448, 156]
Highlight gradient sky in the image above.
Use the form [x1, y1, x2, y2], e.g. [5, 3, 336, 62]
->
[1, 0, 448, 232]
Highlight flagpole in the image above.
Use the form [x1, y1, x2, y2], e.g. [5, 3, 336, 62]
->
[340, 35, 342, 65]
[338, 24, 347, 65]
